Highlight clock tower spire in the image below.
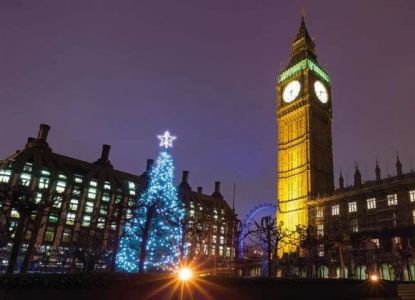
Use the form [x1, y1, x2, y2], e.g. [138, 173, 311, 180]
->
[276, 15, 334, 255]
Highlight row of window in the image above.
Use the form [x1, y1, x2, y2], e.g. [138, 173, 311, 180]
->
[0, 166, 137, 196]
[316, 191, 415, 219]
[317, 237, 403, 257]
[317, 218, 359, 236]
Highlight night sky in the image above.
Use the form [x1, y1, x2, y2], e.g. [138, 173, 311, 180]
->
[1, 1, 415, 218]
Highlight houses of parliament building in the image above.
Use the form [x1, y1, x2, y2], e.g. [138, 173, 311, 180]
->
[276, 16, 415, 280]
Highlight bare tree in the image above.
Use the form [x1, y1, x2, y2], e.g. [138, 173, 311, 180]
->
[296, 224, 319, 278]
[249, 216, 292, 277]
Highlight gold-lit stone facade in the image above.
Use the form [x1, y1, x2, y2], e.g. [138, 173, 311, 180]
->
[276, 16, 334, 255]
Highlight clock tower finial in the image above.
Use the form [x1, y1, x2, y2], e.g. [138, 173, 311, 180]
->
[289, 10, 317, 67]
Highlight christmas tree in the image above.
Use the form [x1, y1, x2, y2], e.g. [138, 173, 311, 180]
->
[116, 131, 185, 273]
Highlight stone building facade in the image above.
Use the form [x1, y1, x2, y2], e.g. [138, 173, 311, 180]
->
[0, 124, 237, 273]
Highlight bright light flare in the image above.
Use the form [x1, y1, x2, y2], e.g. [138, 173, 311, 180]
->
[178, 267, 193, 281]
[370, 274, 379, 282]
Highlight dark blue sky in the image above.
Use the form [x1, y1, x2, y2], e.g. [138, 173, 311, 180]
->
[1, 0, 415, 218]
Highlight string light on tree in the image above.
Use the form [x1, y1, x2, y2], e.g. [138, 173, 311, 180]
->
[116, 130, 184, 273]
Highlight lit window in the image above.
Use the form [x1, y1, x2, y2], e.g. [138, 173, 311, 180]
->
[331, 205, 340, 216]
[82, 215, 91, 227]
[20, 173, 31, 186]
[0, 169, 12, 183]
[23, 163, 32, 172]
[72, 187, 81, 197]
[38, 177, 49, 189]
[350, 219, 358, 232]
[220, 236, 224, 245]
[211, 246, 216, 255]
[219, 246, 224, 256]
[69, 199, 78, 211]
[102, 192, 110, 202]
[41, 169, 50, 176]
[189, 209, 195, 217]
[316, 207, 324, 219]
[111, 222, 117, 230]
[35, 193, 43, 203]
[220, 226, 225, 234]
[212, 225, 218, 233]
[90, 180, 97, 187]
[367, 198, 376, 210]
[48, 213, 59, 223]
[74, 176, 83, 184]
[11, 209, 20, 218]
[104, 182, 111, 190]
[317, 224, 324, 236]
[128, 181, 136, 195]
[348, 202, 357, 213]
[66, 213, 76, 225]
[56, 180, 66, 193]
[392, 236, 401, 245]
[88, 187, 97, 199]
[226, 247, 231, 257]
[317, 244, 324, 257]
[53, 195, 63, 208]
[62, 230, 72, 243]
[410, 190, 415, 202]
[44, 228, 55, 242]
[371, 238, 380, 248]
[97, 218, 105, 228]
[412, 210, 415, 224]
[100, 206, 108, 215]
[85, 202, 94, 213]
[212, 235, 217, 243]
[387, 194, 398, 206]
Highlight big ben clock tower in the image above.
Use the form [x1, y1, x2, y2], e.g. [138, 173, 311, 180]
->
[276, 15, 334, 254]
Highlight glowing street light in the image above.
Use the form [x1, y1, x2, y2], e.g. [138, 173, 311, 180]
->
[178, 267, 193, 281]
[369, 274, 379, 282]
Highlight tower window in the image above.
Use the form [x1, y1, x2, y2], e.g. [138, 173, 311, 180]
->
[348, 202, 357, 213]
[317, 224, 324, 236]
[331, 205, 340, 216]
[317, 244, 324, 257]
[409, 190, 415, 202]
[371, 238, 380, 248]
[316, 207, 324, 219]
[387, 194, 398, 206]
[367, 198, 376, 210]
[350, 219, 358, 232]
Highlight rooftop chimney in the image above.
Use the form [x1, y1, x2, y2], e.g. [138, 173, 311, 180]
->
[375, 160, 381, 182]
[215, 181, 221, 193]
[146, 159, 154, 173]
[197, 187, 203, 194]
[37, 124, 50, 142]
[396, 153, 403, 177]
[354, 165, 362, 187]
[212, 181, 223, 199]
[182, 170, 189, 183]
[101, 144, 111, 162]
[339, 172, 344, 190]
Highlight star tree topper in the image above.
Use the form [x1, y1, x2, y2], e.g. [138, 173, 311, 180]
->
[157, 130, 177, 149]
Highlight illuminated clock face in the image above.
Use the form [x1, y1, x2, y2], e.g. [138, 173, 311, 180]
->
[314, 80, 328, 103]
[282, 80, 301, 103]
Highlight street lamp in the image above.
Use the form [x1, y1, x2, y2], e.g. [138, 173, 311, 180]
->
[178, 267, 193, 281]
